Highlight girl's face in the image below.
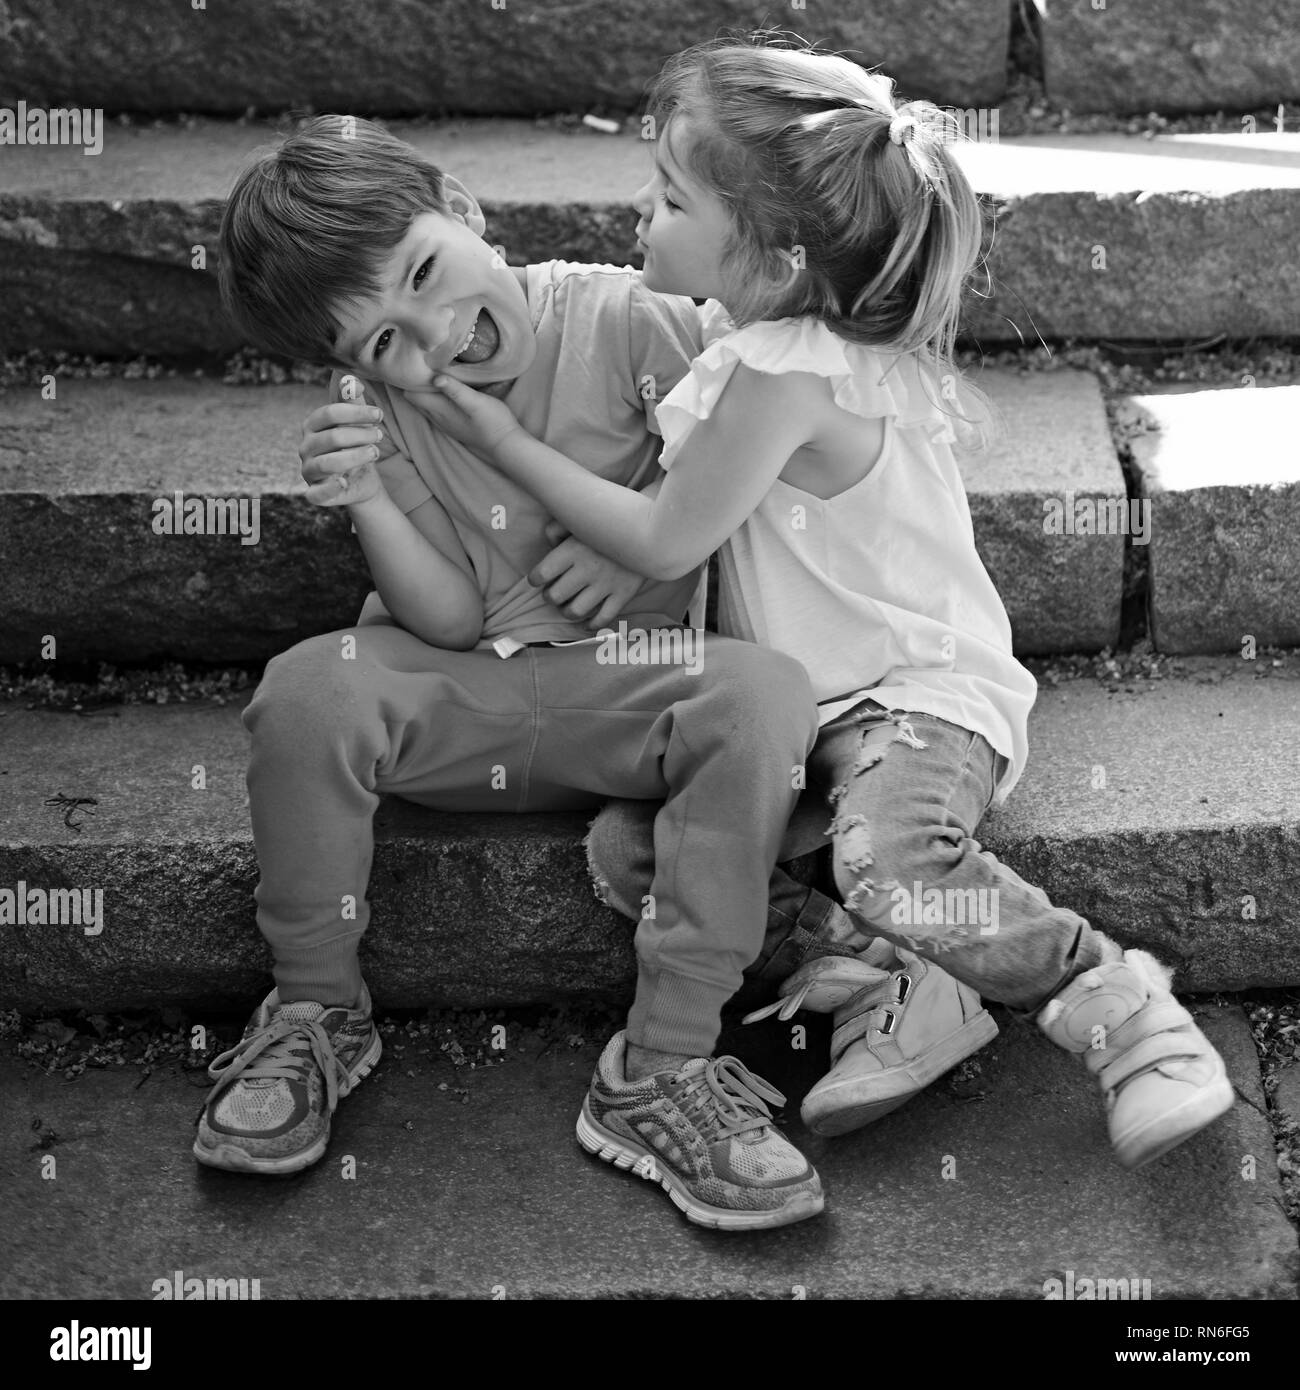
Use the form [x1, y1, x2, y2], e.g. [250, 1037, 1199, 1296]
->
[631, 118, 734, 303]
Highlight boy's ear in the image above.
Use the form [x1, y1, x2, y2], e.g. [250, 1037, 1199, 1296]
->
[440, 175, 487, 237]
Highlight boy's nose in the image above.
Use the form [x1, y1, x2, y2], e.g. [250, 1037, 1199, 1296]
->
[415, 310, 456, 357]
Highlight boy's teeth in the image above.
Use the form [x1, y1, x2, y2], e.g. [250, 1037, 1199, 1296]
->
[452, 310, 500, 365]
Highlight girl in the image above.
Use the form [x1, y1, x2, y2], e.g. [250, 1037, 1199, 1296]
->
[421, 37, 1233, 1174]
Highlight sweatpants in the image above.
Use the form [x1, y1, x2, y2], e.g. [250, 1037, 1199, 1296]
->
[242, 618, 818, 1057]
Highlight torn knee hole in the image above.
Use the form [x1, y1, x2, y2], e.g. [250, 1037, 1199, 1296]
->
[850, 715, 928, 775]
[835, 816, 874, 872]
[844, 876, 883, 914]
[844, 874, 902, 918]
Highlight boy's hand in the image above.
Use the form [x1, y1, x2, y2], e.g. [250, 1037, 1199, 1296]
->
[408, 375, 524, 461]
[298, 377, 389, 506]
[531, 522, 648, 629]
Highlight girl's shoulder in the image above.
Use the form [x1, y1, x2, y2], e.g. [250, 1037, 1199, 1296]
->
[696, 307, 961, 446]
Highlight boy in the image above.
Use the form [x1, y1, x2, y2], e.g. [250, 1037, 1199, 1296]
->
[200, 115, 833, 1230]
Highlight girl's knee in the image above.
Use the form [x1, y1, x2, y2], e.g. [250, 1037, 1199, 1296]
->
[584, 800, 656, 922]
[829, 820, 946, 922]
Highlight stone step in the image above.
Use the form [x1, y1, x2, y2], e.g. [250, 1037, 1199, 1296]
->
[1041, 0, 1300, 115]
[0, 0, 1010, 117]
[0, 368, 1125, 666]
[2, 1000, 1294, 1300]
[1120, 383, 1300, 654]
[2, 124, 1298, 355]
[1, 658, 1296, 1015]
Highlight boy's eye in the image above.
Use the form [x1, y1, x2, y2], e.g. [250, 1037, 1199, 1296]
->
[661, 191, 681, 212]
[370, 256, 433, 359]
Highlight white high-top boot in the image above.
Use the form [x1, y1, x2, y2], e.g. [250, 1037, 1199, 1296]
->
[745, 947, 998, 1136]
[1037, 948, 1234, 1168]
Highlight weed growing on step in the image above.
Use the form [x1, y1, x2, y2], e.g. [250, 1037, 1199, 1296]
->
[0, 347, 330, 390]
[3, 648, 1293, 719]
[220, 347, 331, 387]
[1244, 990, 1300, 1228]
[0, 349, 180, 389]
[1023, 642, 1295, 691]
[5, 1008, 219, 1085]
[4, 341, 1296, 396]
[0, 661, 255, 711]
[0, 1003, 623, 1102]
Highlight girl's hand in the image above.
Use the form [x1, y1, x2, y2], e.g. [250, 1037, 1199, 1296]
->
[408, 375, 524, 461]
[530, 524, 649, 629]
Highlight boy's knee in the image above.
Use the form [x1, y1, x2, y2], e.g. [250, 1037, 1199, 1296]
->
[701, 641, 816, 732]
[245, 630, 374, 735]
[710, 641, 810, 696]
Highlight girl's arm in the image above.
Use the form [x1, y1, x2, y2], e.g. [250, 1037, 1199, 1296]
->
[413, 367, 815, 581]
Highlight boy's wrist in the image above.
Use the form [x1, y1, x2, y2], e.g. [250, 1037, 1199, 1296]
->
[345, 485, 391, 517]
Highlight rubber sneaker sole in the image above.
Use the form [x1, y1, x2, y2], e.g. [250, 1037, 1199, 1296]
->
[803, 1009, 999, 1137]
[576, 1100, 824, 1231]
[1114, 1063, 1235, 1170]
[192, 1031, 383, 1176]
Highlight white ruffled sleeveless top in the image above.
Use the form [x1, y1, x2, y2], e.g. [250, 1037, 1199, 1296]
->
[655, 303, 1037, 803]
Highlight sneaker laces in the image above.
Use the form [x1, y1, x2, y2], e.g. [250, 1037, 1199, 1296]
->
[207, 1004, 349, 1114]
[674, 1055, 787, 1142]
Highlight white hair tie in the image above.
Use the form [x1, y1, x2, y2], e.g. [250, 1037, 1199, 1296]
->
[889, 110, 920, 146]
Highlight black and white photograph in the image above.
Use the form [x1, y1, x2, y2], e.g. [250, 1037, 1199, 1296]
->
[1, 0, 1297, 1350]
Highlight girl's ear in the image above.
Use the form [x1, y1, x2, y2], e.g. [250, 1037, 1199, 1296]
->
[440, 175, 488, 236]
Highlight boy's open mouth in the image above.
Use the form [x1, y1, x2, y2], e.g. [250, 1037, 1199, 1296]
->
[451, 309, 500, 365]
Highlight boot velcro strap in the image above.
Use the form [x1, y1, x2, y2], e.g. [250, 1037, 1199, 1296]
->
[1088, 1024, 1206, 1090]
[741, 957, 890, 1026]
[1096, 1000, 1193, 1057]
[830, 981, 897, 1060]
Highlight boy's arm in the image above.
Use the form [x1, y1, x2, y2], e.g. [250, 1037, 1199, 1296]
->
[348, 490, 483, 650]
[301, 379, 483, 649]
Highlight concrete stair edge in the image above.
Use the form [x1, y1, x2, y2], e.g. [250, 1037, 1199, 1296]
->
[4, 128, 1300, 353]
[2, 664, 1298, 1013]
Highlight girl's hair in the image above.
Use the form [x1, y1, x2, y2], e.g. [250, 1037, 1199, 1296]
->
[646, 34, 998, 448]
[219, 116, 450, 365]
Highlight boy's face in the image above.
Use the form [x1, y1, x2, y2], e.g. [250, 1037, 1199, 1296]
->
[333, 186, 535, 394]
[631, 117, 732, 303]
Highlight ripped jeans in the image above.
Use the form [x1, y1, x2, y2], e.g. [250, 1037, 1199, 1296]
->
[586, 699, 1118, 1015]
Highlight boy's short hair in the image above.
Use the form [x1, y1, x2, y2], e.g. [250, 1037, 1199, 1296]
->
[218, 116, 449, 365]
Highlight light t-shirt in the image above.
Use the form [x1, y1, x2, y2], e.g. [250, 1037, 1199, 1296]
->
[655, 304, 1038, 804]
[336, 261, 705, 648]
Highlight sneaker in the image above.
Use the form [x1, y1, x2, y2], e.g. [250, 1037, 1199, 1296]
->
[576, 1031, 824, 1231]
[747, 950, 997, 1137]
[193, 984, 382, 1175]
[1037, 948, 1234, 1168]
